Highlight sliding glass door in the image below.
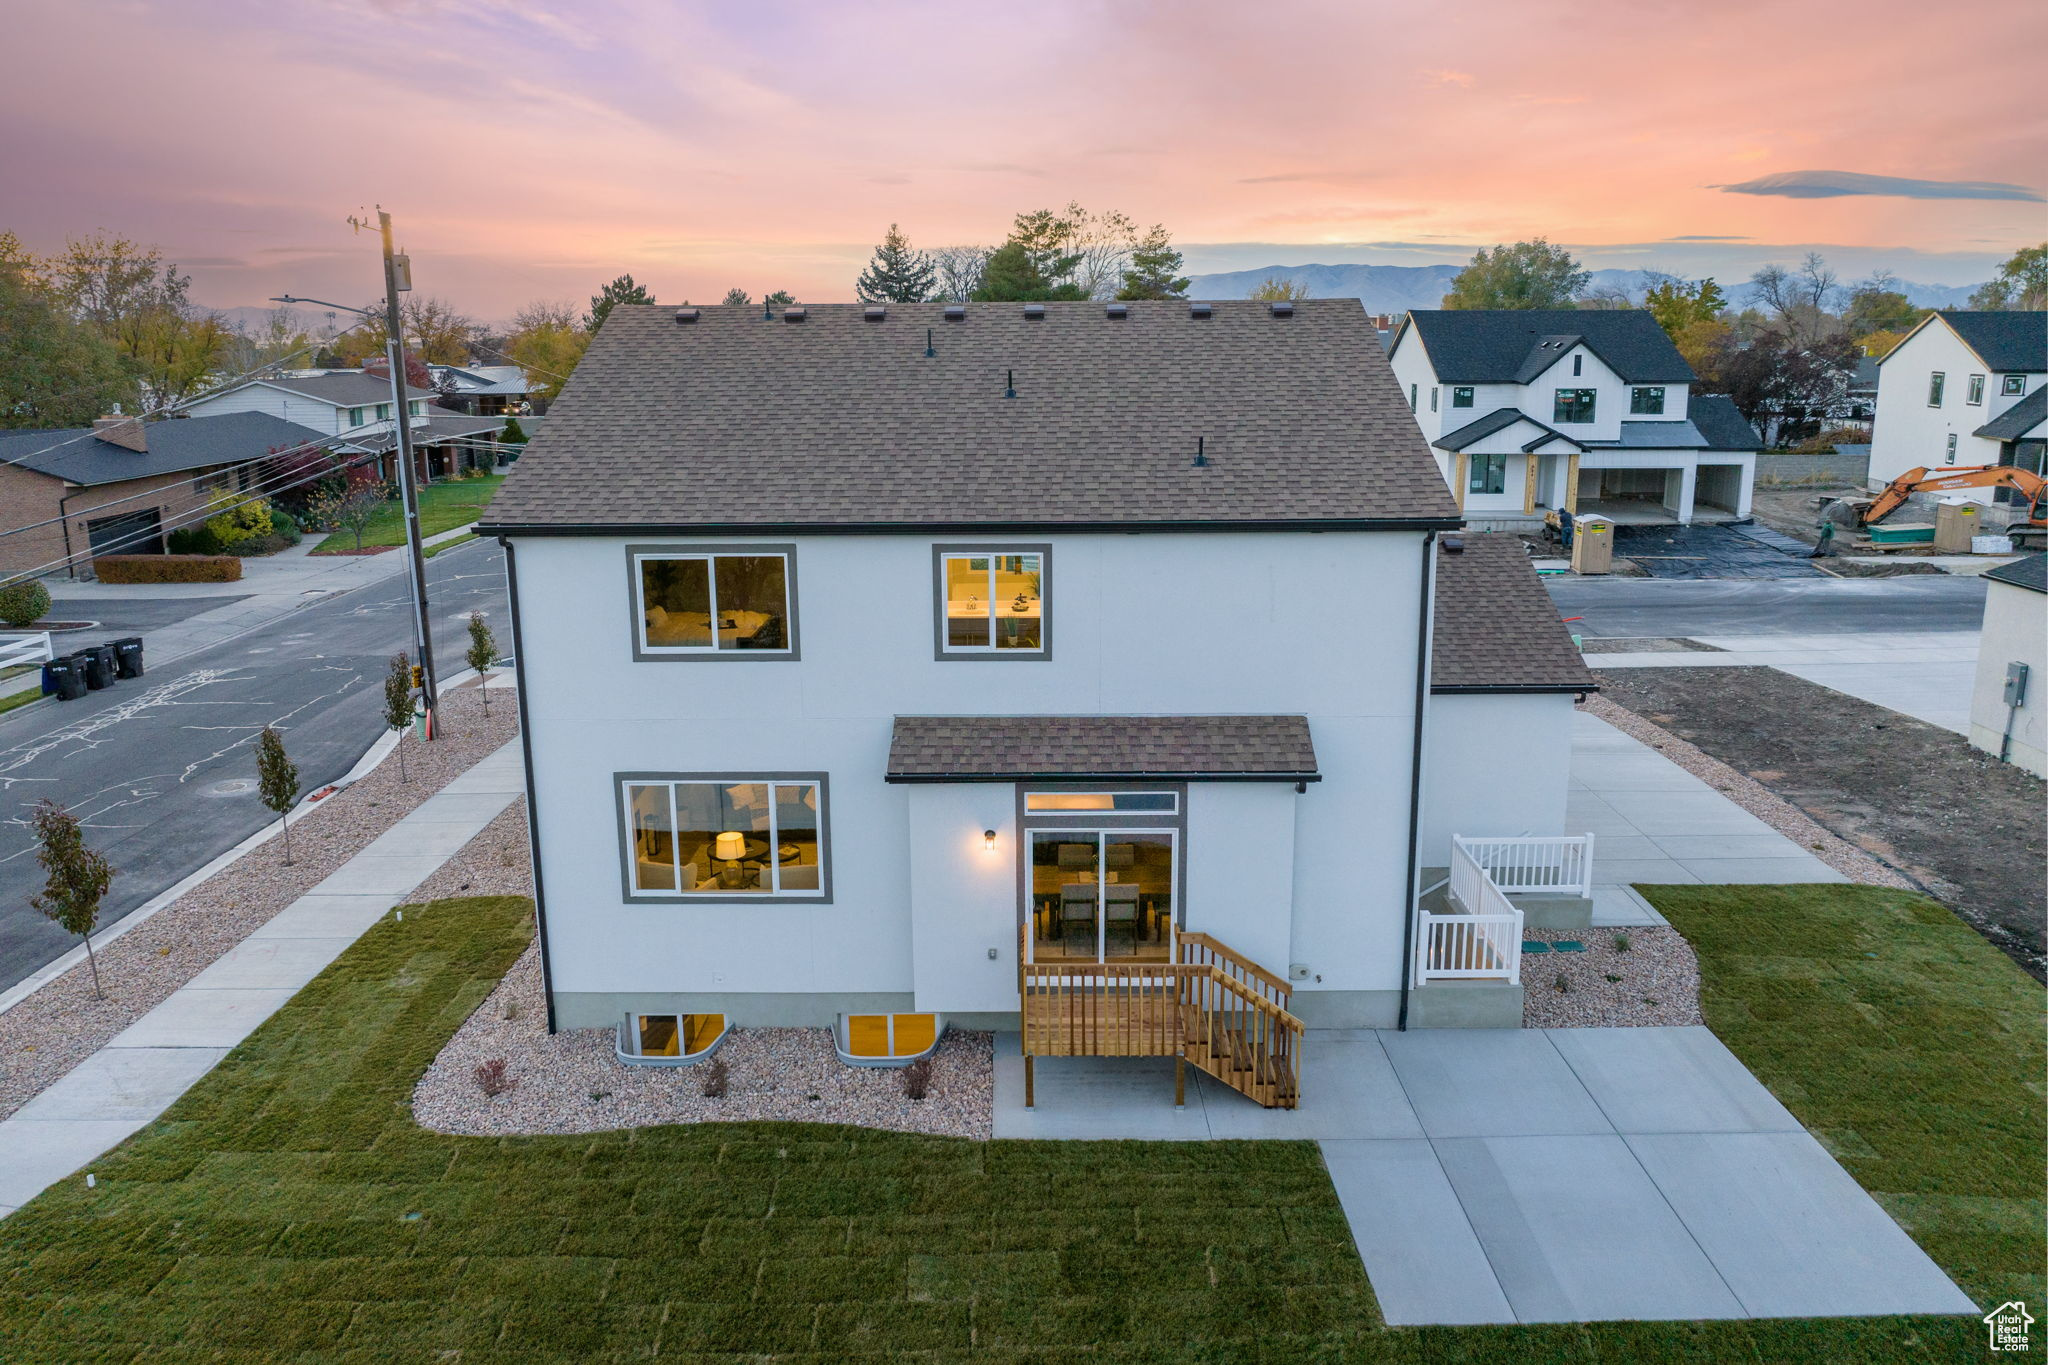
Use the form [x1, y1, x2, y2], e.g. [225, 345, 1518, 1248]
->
[1026, 829, 1176, 964]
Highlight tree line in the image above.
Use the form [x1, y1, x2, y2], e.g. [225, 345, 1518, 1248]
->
[851, 205, 1189, 304]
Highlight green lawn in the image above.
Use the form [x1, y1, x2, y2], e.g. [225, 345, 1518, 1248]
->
[313, 475, 503, 553]
[0, 886, 2025, 1361]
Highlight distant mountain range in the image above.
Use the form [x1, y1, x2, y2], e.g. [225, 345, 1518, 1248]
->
[1183, 263, 1985, 314]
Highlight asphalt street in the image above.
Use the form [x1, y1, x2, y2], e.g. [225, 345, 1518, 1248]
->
[0, 540, 507, 990]
[1546, 573, 1988, 638]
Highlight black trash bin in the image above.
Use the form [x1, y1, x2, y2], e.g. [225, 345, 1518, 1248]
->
[77, 647, 115, 690]
[113, 637, 144, 679]
[42, 656, 74, 697]
[50, 656, 87, 701]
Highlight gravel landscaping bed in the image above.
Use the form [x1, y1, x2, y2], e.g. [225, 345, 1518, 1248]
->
[412, 943, 994, 1141]
[1522, 926, 1702, 1028]
[0, 683, 517, 1121]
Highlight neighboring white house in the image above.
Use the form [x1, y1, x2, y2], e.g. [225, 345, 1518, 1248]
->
[1969, 552, 2046, 777]
[183, 372, 508, 479]
[478, 300, 1596, 1096]
[1869, 312, 2047, 522]
[1387, 310, 1762, 528]
[429, 364, 544, 417]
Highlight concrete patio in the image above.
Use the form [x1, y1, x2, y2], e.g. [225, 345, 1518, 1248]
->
[994, 1026, 1977, 1325]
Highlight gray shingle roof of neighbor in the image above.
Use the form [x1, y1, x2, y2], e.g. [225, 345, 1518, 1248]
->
[1975, 386, 2047, 441]
[1434, 407, 1583, 453]
[259, 373, 439, 405]
[0, 411, 329, 487]
[1981, 551, 2046, 594]
[1939, 311, 2048, 373]
[1431, 533, 1597, 693]
[885, 714, 1319, 782]
[1400, 310, 1698, 385]
[1684, 394, 1763, 451]
[479, 300, 1461, 534]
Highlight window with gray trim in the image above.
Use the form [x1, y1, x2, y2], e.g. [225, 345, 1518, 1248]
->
[630, 547, 795, 657]
[1967, 374, 1985, 405]
[1468, 453, 1507, 495]
[1630, 386, 1665, 415]
[1553, 389, 1596, 423]
[935, 546, 1047, 656]
[620, 774, 828, 900]
[1451, 386, 1474, 408]
[2003, 374, 2027, 397]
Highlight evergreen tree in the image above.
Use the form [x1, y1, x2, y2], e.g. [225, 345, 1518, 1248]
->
[588, 274, 656, 332]
[972, 243, 1088, 302]
[256, 726, 301, 865]
[1115, 225, 1190, 300]
[855, 224, 938, 303]
[762, 290, 796, 310]
[721, 288, 752, 307]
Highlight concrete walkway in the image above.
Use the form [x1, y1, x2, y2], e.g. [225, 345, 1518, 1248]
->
[1582, 631, 1980, 734]
[1568, 709, 1844, 929]
[994, 1027, 1976, 1324]
[0, 738, 523, 1218]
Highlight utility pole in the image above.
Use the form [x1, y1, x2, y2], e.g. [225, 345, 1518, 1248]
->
[377, 207, 439, 737]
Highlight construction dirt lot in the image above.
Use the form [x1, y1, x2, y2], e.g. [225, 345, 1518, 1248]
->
[1595, 665, 2046, 980]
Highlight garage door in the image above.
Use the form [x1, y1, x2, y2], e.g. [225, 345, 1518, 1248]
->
[86, 507, 164, 557]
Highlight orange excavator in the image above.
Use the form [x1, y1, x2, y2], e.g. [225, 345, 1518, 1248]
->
[1855, 465, 2047, 547]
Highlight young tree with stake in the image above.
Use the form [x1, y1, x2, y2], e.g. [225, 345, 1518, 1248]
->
[256, 726, 301, 864]
[385, 651, 416, 781]
[30, 800, 115, 999]
[466, 611, 497, 716]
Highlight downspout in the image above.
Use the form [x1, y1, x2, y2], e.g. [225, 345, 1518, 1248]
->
[1397, 529, 1440, 1031]
[58, 487, 79, 579]
[501, 537, 559, 1033]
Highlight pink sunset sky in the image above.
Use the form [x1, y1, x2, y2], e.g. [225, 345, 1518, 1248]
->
[4, 0, 2043, 320]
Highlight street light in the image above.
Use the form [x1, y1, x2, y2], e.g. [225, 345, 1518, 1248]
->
[271, 216, 439, 737]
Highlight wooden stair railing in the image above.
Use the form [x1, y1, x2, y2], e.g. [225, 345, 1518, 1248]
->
[1017, 928, 1305, 1109]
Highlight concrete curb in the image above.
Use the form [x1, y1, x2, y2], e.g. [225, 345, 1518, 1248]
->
[0, 665, 502, 1019]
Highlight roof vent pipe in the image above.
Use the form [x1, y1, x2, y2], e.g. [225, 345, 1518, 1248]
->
[924, 327, 935, 358]
[1005, 369, 1015, 400]
[1192, 436, 1208, 468]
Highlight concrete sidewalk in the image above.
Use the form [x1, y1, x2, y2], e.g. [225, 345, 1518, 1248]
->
[1582, 631, 1980, 734]
[1567, 709, 1844, 928]
[995, 1028, 1976, 1324]
[0, 738, 523, 1218]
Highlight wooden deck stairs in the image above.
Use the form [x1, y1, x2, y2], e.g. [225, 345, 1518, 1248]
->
[1018, 931, 1305, 1109]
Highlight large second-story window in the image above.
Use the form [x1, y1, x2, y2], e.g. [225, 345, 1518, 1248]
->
[631, 546, 796, 659]
[1967, 375, 1986, 405]
[621, 775, 827, 899]
[376, 403, 393, 421]
[1630, 387, 1666, 415]
[1553, 389, 1597, 424]
[1468, 453, 1506, 495]
[1928, 372, 1945, 406]
[936, 547, 1047, 657]
[1452, 386, 1474, 408]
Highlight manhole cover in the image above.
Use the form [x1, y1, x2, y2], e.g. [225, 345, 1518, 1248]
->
[209, 778, 256, 796]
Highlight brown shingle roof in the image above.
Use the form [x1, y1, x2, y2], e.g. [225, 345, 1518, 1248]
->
[885, 715, 1318, 782]
[480, 300, 1459, 533]
[1431, 534, 1596, 693]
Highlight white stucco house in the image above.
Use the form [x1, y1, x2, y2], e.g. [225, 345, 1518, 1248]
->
[1386, 310, 1762, 528]
[1969, 552, 2046, 777]
[479, 300, 1595, 1105]
[182, 372, 506, 479]
[1869, 312, 2046, 524]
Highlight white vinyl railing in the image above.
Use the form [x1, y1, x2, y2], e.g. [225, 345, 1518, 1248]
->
[1416, 839, 1526, 985]
[1451, 834, 1595, 898]
[0, 632, 54, 672]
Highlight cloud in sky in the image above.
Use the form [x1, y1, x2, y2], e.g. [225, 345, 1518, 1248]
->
[1714, 170, 2045, 202]
[1667, 235, 1752, 241]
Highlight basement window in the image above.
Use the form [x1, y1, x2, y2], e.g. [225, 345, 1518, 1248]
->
[843, 1013, 938, 1060]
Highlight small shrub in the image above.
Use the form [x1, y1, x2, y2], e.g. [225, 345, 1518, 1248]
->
[228, 534, 293, 558]
[0, 579, 52, 628]
[699, 1057, 729, 1099]
[167, 525, 224, 555]
[498, 417, 529, 445]
[1604, 973, 1624, 983]
[902, 1057, 933, 1101]
[472, 1058, 515, 1097]
[94, 555, 242, 584]
[202, 492, 276, 547]
[1553, 972, 1571, 994]
[1612, 932, 1632, 952]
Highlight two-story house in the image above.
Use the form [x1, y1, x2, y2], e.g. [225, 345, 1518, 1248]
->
[479, 301, 1594, 1106]
[1869, 311, 2046, 522]
[182, 372, 506, 481]
[1387, 310, 1761, 528]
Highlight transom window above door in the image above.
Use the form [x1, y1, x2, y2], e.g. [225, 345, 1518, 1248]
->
[935, 546, 1048, 657]
[630, 546, 796, 659]
[1025, 791, 1177, 813]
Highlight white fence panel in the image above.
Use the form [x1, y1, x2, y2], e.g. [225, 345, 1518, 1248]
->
[0, 632, 54, 671]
